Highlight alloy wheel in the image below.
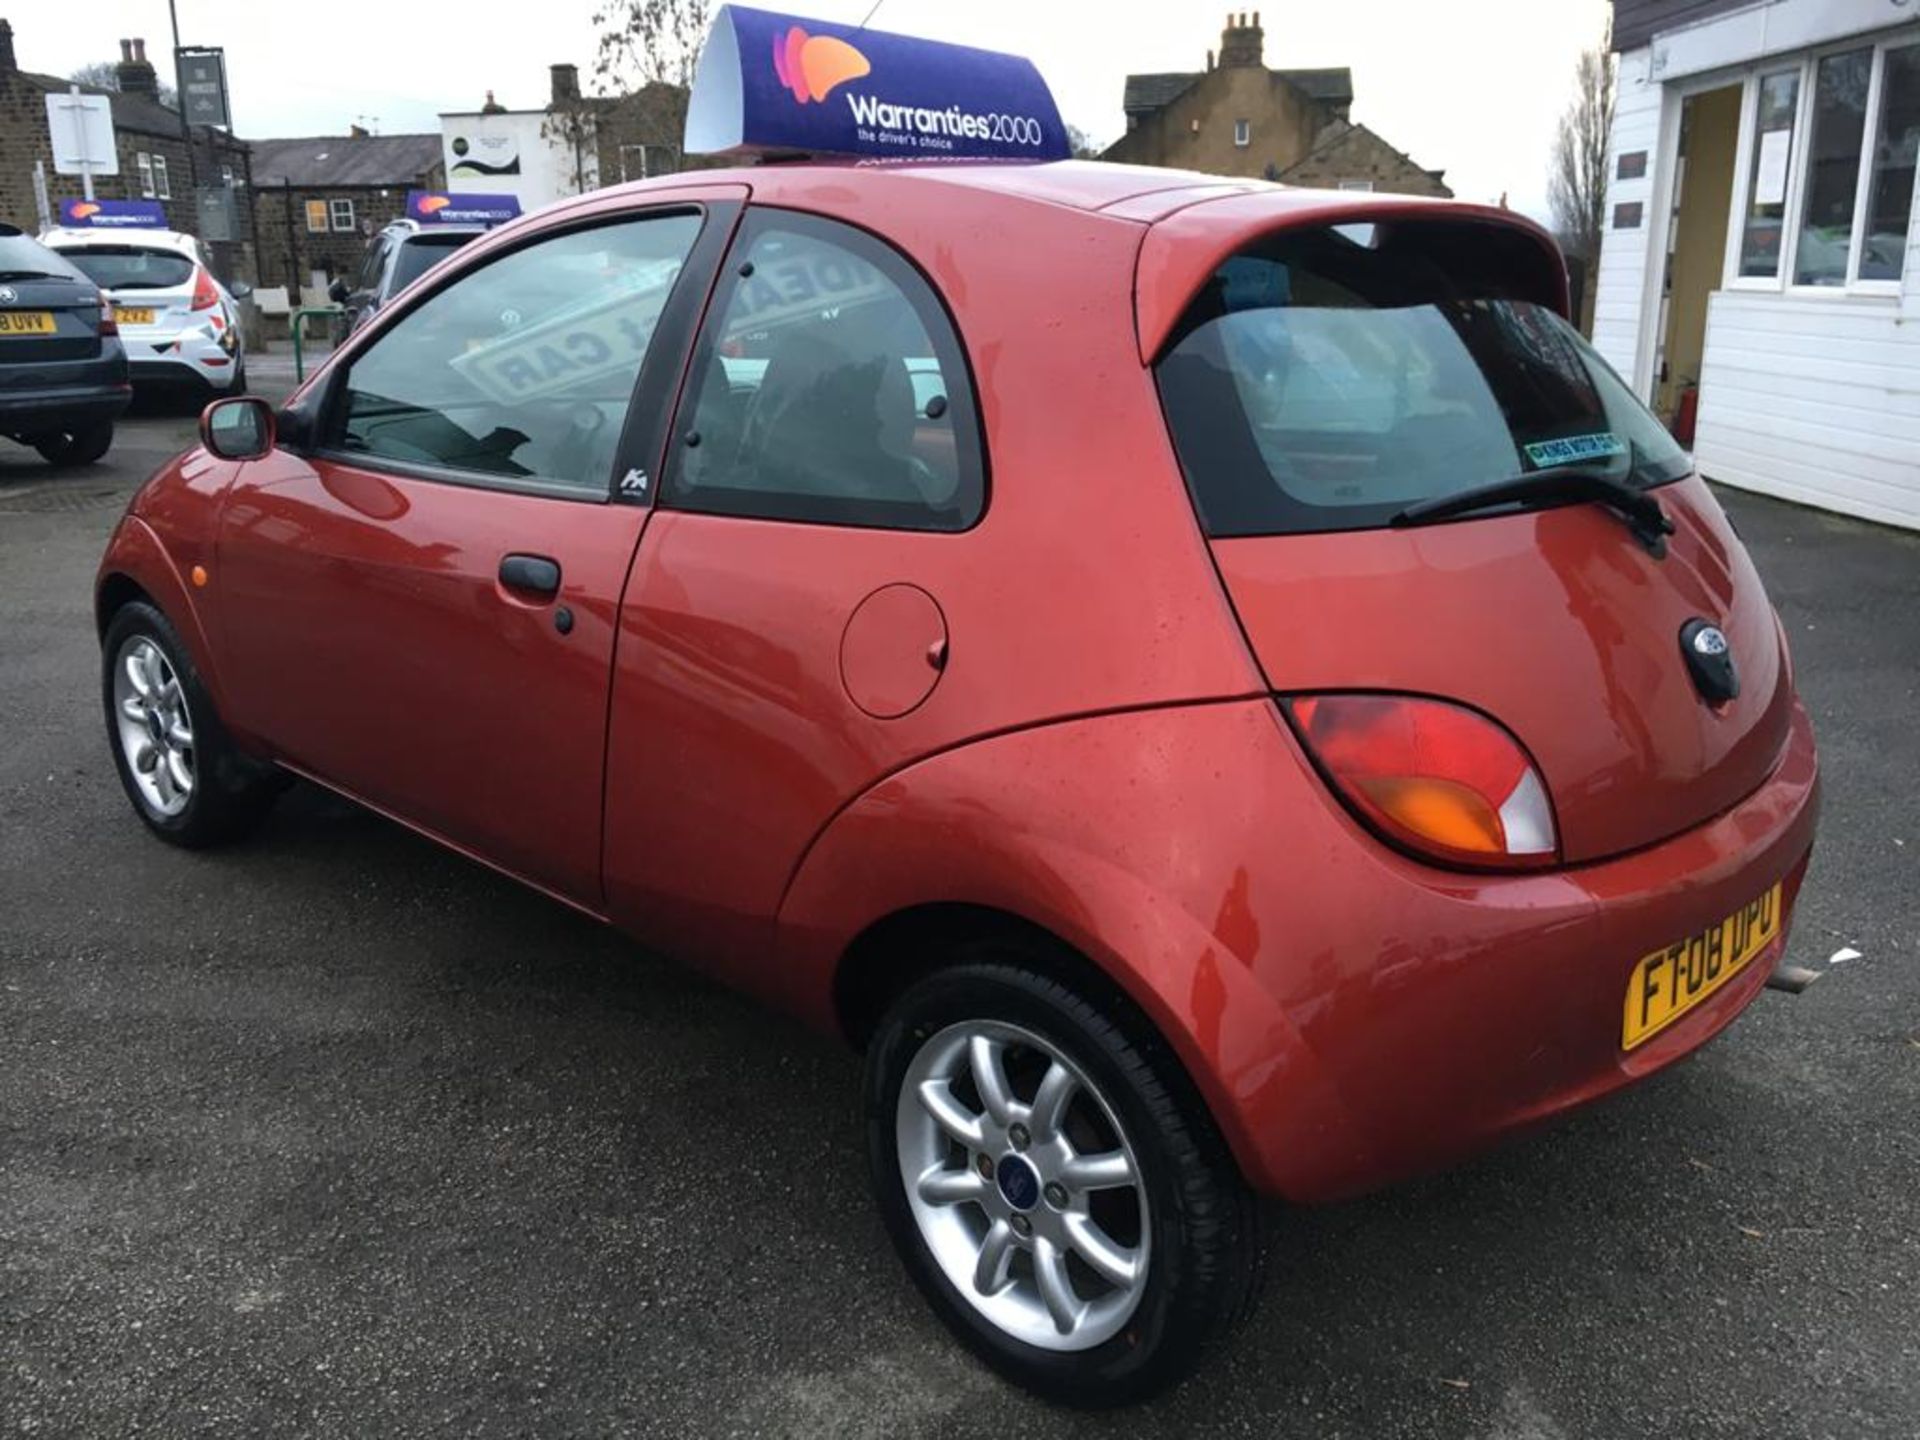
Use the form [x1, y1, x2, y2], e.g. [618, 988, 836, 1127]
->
[895, 1019, 1151, 1352]
[112, 635, 195, 818]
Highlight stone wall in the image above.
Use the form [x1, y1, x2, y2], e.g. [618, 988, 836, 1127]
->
[1279, 121, 1451, 197]
[1104, 66, 1330, 180]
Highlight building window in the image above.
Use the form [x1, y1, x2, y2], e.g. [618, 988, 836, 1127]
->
[136, 152, 155, 198]
[305, 200, 330, 233]
[1234, 119, 1251, 147]
[1862, 43, 1919, 283]
[330, 199, 356, 232]
[1734, 39, 1917, 290]
[152, 155, 171, 201]
[1793, 48, 1871, 286]
[1738, 69, 1799, 278]
[1338, 179, 1375, 192]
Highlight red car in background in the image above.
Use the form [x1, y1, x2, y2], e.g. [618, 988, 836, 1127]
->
[94, 162, 1819, 1403]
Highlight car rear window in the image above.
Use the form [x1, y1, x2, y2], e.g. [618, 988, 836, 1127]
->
[55, 246, 195, 291]
[1155, 222, 1691, 537]
[391, 234, 476, 292]
[0, 231, 82, 280]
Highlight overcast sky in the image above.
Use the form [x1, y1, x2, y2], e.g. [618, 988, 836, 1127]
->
[16, 0, 1610, 220]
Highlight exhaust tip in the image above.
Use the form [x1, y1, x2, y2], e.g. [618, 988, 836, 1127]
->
[1765, 964, 1821, 995]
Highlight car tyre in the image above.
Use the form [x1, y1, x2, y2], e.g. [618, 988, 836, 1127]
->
[102, 600, 283, 848]
[33, 420, 114, 467]
[865, 948, 1262, 1406]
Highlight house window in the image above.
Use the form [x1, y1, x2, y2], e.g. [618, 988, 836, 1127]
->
[152, 155, 171, 200]
[1234, 119, 1251, 147]
[305, 200, 330, 233]
[135, 152, 155, 198]
[1734, 39, 1918, 290]
[1338, 179, 1375, 192]
[330, 199, 356, 232]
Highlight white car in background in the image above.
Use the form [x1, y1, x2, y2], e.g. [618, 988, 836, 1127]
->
[41, 228, 248, 400]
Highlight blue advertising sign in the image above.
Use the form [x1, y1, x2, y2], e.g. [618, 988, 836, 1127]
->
[58, 198, 170, 229]
[685, 4, 1069, 162]
[407, 191, 523, 226]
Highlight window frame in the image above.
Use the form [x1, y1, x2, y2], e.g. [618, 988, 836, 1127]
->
[1724, 32, 1918, 297]
[136, 152, 155, 199]
[307, 203, 726, 506]
[657, 205, 990, 534]
[152, 154, 171, 201]
[305, 199, 330, 233]
[1233, 119, 1251, 148]
[330, 198, 357, 233]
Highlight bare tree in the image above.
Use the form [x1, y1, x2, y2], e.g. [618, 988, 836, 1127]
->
[68, 60, 177, 110]
[1549, 29, 1616, 265]
[1066, 125, 1105, 160]
[593, 0, 712, 91]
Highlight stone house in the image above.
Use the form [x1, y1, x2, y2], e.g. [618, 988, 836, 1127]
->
[1103, 12, 1449, 197]
[249, 131, 445, 302]
[0, 21, 255, 277]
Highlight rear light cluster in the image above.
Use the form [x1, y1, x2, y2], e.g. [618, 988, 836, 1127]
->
[97, 306, 118, 337]
[1285, 694, 1559, 870]
[190, 265, 220, 311]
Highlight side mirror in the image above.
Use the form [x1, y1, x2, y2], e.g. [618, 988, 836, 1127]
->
[327, 277, 351, 304]
[228, 279, 254, 300]
[200, 395, 275, 461]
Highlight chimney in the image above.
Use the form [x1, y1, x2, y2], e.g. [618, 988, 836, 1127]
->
[481, 88, 506, 114]
[1, 19, 17, 75]
[117, 35, 161, 102]
[550, 63, 580, 104]
[1220, 10, 1264, 69]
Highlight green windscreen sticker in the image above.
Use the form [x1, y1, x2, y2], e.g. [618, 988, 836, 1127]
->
[1525, 433, 1627, 468]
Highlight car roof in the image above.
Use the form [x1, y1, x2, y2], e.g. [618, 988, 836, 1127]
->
[593, 160, 1566, 356]
[382, 218, 490, 239]
[41, 227, 201, 256]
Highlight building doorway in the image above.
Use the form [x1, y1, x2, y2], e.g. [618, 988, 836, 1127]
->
[1653, 84, 1742, 428]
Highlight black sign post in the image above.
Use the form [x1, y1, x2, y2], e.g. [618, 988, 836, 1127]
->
[177, 49, 231, 129]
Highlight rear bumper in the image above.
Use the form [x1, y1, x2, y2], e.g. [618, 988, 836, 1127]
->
[1236, 697, 1820, 1202]
[129, 355, 237, 391]
[0, 380, 132, 434]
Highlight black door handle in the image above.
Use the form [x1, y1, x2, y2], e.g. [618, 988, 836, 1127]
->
[499, 553, 561, 598]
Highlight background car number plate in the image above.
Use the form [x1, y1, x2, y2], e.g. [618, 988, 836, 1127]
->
[114, 307, 155, 326]
[0, 311, 57, 335]
[1623, 882, 1781, 1050]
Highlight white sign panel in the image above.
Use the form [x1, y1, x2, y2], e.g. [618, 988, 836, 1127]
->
[1754, 129, 1792, 207]
[46, 90, 118, 177]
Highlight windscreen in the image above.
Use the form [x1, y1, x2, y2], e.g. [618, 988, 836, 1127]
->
[55, 246, 196, 291]
[391, 234, 476, 292]
[1155, 224, 1691, 537]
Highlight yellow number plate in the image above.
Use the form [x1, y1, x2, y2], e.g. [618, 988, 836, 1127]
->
[114, 307, 156, 326]
[1623, 882, 1782, 1050]
[0, 310, 56, 336]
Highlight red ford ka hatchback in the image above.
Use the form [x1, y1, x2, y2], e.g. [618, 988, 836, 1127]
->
[96, 162, 1819, 1403]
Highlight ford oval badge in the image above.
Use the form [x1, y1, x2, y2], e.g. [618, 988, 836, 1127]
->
[1680, 619, 1739, 704]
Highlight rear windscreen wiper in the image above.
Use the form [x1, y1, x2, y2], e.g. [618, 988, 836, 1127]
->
[0, 269, 60, 281]
[1391, 464, 1676, 556]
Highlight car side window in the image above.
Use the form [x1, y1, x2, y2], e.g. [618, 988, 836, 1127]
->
[668, 211, 983, 531]
[331, 212, 703, 498]
[354, 236, 388, 293]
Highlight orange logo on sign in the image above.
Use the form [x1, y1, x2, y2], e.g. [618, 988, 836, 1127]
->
[772, 26, 870, 104]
